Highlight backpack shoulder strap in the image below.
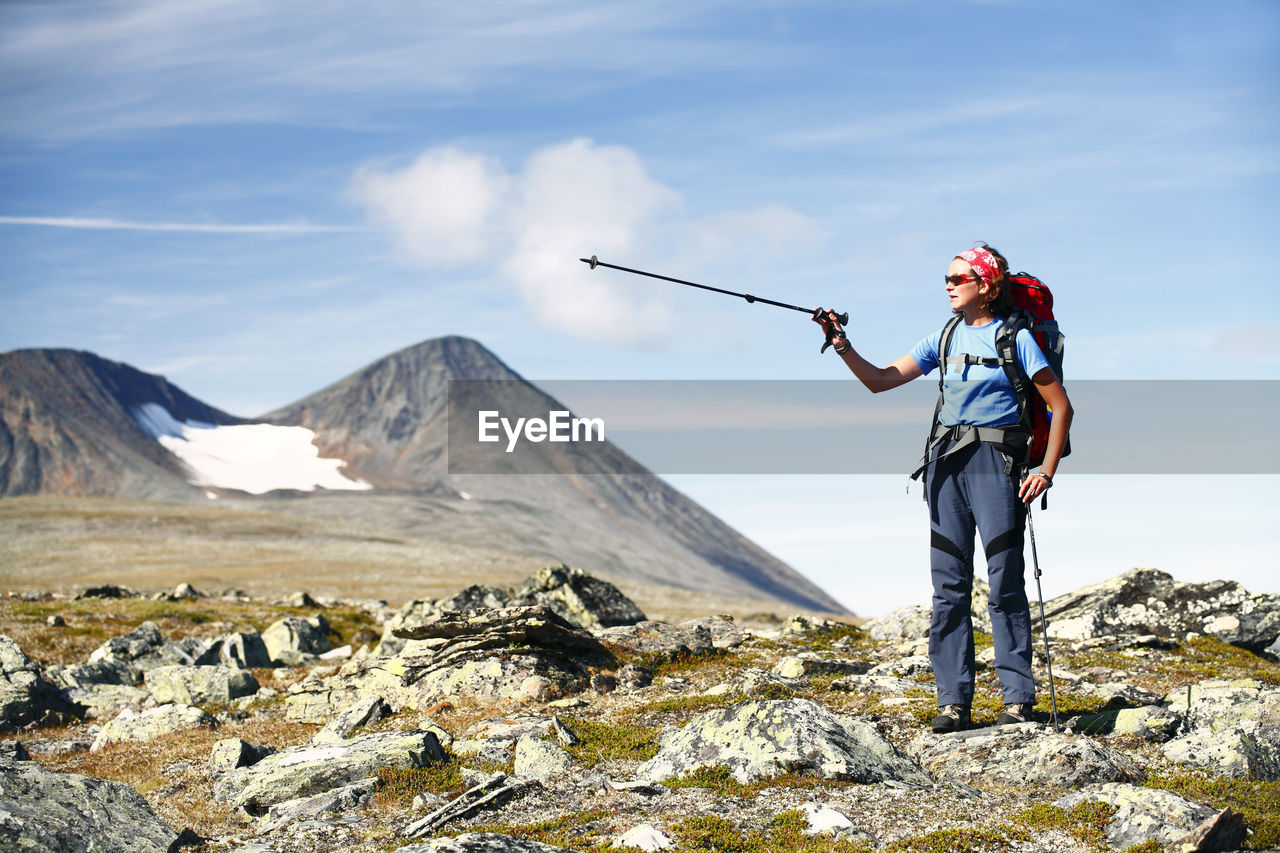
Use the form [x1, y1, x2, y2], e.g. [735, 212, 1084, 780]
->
[997, 310, 1033, 428]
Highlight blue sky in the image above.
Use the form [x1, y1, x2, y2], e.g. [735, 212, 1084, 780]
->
[2, 2, 1277, 614]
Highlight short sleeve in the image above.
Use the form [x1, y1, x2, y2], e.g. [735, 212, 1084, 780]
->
[910, 329, 943, 376]
[1015, 329, 1052, 379]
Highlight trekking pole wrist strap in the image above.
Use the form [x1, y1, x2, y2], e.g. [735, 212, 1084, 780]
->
[1037, 472, 1053, 488]
[833, 340, 851, 355]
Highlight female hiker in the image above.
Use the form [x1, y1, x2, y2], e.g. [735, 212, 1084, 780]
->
[814, 244, 1073, 733]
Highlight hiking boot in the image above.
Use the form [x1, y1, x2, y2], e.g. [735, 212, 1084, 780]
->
[996, 702, 1034, 725]
[931, 704, 970, 733]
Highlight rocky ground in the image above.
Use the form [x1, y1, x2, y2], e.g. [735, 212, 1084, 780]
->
[2, 566, 1278, 853]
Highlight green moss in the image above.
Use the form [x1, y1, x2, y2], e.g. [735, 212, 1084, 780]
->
[563, 718, 659, 767]
[464, 809, 612, 848]
[1013, 801, 1115, 849]
[374, 752, 467, 805]
[662, 765, 746, 795]
[881, 824, 1029, 853]
[1121, 842, 1163, 853]
[1144, 771, 1280, 849]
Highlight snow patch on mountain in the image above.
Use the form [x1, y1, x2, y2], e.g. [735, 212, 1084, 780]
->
[133, 403, 371, 495]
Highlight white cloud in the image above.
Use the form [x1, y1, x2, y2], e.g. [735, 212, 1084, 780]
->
[350, 148, 509, 266]
[353, 137, 822, 345]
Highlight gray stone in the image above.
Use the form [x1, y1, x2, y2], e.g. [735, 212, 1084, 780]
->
[636, 698, 930, 785]
[195, 630, 273, 669]
[215, 728, 446, 814]
[905, 725, 1143, 787]
[0, 635, 75, 732]
[46, 615, 66, 627]
[829, 674, 929, 696]
[772, 653, 872, 679]
[280, 591, 320, 608]
[209, 737, 278, 774]
[257, 777, 378, 834]
[172, 582, 203, 599]
[289, 607, 613, 719]
[0, 760, 180, 852]
[60, 684, 151, 720]
[90, 703, 215, 750]
[1112, 705, 1183, 742]
[1055, 783, 1246, 851]
[145, 664, 259, 706]
[1159, 679, 1280, 780]
[865, 605, 931, 642]
[46, 657, 140, 689]
[262, 614, 332, 663]
[396, 832, 575, 852]
[0, 740, 31, 762]
[510, 564, 646, 629]
[611, 824, 674, 850]
[1043, 568, 1280, 650]
[867, 655, 933, 678]
[596, 620, 714, 660]
[311, 695, 391, 745]
[681, 615, 745, 649]
[513, 735, 574, 782]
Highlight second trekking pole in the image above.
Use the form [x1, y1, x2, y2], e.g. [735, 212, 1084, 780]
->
[580, 255, 849, 352]
[1026, 502, 1060, 732]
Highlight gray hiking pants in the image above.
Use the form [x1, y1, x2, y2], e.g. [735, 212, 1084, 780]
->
[927, 439, 1035, 707]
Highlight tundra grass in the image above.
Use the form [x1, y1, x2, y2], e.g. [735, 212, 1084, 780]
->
[562, 717, 660, 767]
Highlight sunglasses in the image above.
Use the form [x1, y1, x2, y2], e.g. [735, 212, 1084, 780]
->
[944, 274, 978, 286]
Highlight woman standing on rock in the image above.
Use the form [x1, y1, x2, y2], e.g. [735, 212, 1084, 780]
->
[813, 244, 1072, 733]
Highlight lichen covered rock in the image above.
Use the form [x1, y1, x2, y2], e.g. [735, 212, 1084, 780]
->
[0, 760, 180, 852]
[1055, 783, 1246, 851]
[636, 698, 930, 785]
[1044, 568, 1280, 650]
[145, 664, 258, 706]
[0, 635, 74, 731]
[215, 728, 446, 813]
[90, 703, 214, 750]
[1159, 679, 1280, 779]
[905, 725, 1143, 787]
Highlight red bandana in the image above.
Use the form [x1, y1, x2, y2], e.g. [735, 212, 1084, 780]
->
[955, 247, 1000, 287]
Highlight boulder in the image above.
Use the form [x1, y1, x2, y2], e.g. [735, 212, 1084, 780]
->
[636, 698, 930, 785]
[90, 703, 214, 750]
[510, 564, 646, 629]
[1055, 783, 1247, 852]
[596, 621, 714, 660]
[59, 684, 151, 720]
[215, 728, 446, 814]
[0, 760, 180, 852]
[0, 635, 76, 732]
[257, 777, 378, 834]
[195, 630, 273, 669]
[513, 735, 574, 782]
[262, 614, 332, 664]
[80, 621, 206, 681]
[611, 824, 675, 850]
[0, 740, 31, 762]
[145, 664, 259, 706]
[208, 737, 277, 774]
[452, 716, 564, 764]
[289, 606, 613, 719]
[75, 584, 139, 599]
[1159, 679, 1280, 779]
[396, 835, 575, 852]
[865, 605, 931, 642]
[905, 725, 1143, 787]
[1043, 568, 1280, 650]
[1111, 705, 1183, 742]
[772, 653, 872, 679]
[311, 695, 391, 745]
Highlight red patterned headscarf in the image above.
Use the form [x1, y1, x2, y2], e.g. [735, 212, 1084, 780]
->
[955, 247, 1000, 288]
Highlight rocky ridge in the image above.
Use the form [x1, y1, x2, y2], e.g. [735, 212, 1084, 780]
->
[2, 565, 1278, 852]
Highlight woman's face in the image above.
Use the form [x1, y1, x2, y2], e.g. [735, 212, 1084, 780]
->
[945, 258, 989, 314]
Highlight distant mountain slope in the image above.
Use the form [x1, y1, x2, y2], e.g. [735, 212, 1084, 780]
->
[0, 349, 243, 498]
[264, 336, 846, 612]
[1, 341, 847, 613]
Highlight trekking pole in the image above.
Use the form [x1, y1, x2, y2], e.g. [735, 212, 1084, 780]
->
[580, 255, 849, 351]
[1025, 501, 1060, 732]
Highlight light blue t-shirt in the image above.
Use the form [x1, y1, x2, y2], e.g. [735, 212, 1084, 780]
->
[910, 317, 1052, 427]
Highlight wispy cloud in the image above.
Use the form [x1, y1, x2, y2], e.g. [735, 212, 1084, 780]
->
[0, 216, 360, 234]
